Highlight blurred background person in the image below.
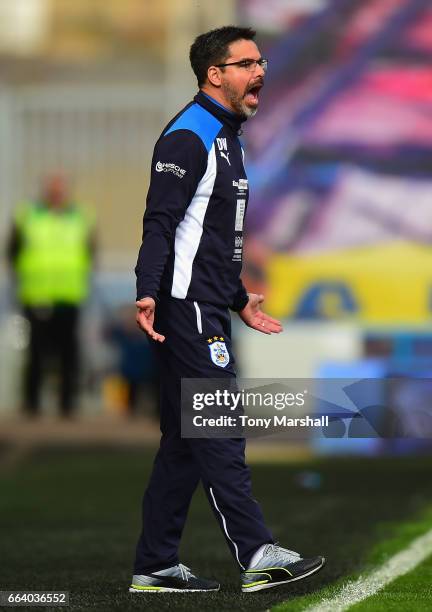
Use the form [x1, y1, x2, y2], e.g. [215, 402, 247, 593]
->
[6, 173, 96, 418]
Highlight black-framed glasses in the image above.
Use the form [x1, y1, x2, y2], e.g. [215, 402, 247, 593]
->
[215, 58, 268, 72]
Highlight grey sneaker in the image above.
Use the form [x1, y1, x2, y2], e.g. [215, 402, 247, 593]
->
[129, 563, 220, 593]
[241, 544, 325, 593]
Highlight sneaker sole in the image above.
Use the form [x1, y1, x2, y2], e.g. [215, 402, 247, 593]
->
[242, 557, 326, 593]
[129, 586, 220, 593]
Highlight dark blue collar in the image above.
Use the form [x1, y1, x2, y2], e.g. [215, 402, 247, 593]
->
[202, 92, 235, 115]
[194, 90, 246, 133]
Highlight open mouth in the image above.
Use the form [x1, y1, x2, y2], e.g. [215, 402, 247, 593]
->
[244, 84, 262, 105]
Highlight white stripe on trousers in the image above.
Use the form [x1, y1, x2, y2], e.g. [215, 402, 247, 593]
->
[209, 486, 245, 570]
[193, 301, 202, 334]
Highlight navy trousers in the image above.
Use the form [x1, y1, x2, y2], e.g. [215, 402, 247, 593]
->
[133, 296, 273, 573]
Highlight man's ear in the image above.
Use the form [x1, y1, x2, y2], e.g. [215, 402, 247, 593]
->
[207, 66, 222, 88]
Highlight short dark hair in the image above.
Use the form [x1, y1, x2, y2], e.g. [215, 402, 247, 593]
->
[190, 26, 257, 87]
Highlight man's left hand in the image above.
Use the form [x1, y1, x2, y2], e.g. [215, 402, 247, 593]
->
[238, 293, 283, 335]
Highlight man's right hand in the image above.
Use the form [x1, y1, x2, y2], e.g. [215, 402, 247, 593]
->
[136, 297, 165, 342]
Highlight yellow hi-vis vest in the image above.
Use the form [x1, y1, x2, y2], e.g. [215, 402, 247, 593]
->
[15, 202, 93, 306]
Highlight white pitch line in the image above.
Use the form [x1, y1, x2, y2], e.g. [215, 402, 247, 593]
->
[306, 527, 432, 612]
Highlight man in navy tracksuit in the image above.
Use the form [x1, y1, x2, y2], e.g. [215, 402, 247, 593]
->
[130, 26, 325, 594]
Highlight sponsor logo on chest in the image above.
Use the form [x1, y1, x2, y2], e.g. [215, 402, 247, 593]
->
[232, 178, 248, 191]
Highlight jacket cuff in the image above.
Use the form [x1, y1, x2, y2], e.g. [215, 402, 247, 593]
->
[230, 291, 249, 312]
[136, 293, 158, 303]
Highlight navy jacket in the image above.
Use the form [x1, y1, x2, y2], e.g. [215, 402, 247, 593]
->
[135, 91, 250, 312]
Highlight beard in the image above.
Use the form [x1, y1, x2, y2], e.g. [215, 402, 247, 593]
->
[220, 80, 259, 118]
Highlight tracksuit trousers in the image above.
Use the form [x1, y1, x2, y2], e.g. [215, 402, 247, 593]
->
[133, 296, 273, 573]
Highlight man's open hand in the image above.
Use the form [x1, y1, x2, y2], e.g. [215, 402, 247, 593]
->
[136, 297, 165, 342]
[238, 293, 283, 335]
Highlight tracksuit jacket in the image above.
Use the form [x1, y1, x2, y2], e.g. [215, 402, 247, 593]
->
[135, 90, 250, 312]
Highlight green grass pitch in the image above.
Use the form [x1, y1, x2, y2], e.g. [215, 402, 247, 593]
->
[1, 446, 432, 611]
